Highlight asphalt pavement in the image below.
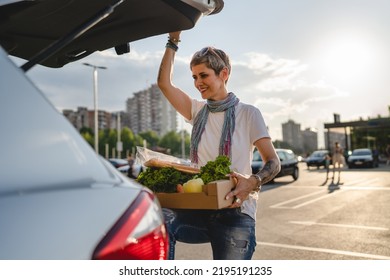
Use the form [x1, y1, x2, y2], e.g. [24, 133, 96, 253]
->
[174, 162, 390, 260]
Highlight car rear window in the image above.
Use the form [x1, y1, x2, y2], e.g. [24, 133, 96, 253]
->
[353, 150, 371, 156]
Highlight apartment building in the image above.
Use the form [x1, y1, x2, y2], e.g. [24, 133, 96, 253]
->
[63, 107, 112, 132]
[282, 119, 303, 152]
[63, 84, 177, 136]
[126, 84, 177, 136]
[282, 119, 318, 154]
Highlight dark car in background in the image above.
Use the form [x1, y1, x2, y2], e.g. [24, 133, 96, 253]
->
[305, 150, 330, 169]
[0, 0, 224, 260]
[347, 148, 378, 168]
[252, 148, 299, 182]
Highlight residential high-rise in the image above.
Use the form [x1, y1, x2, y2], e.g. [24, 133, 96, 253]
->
[301, 128, 318, 153]
[281, 120, 320, 154]
[282, 119, 303, 152]
[63, 106, 112, 133]
[63, 84, 177, 137]
[126, 84, 177, 136]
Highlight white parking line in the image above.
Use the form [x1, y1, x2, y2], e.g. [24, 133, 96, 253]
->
[257, 241, 390, 260]
[291, 189, 345, 209]
[343, 178, 380, 186]
[270, 184, 389, 209]
[289, 221, 389, 231]
[270, 190, 324, 209]
[270, 189, 344, 209]
[283, 185, 389, 190]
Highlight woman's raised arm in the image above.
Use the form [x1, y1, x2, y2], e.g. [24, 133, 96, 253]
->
[157, 31, 192, 120]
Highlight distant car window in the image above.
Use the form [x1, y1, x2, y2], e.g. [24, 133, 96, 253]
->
[353, 150, 371, 156]
[285, 150, 295, 160]
[277, 151, 287, 161]
[312, 151, 326, 157]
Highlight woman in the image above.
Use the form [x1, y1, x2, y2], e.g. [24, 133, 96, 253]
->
[157, 31, 281, 260]
[331, 142, 343, 183]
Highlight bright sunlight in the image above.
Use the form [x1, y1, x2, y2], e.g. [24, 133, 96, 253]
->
[316, 34, 378, 86]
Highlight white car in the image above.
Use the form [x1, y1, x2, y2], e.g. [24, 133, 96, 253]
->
[0, 0, 224, 260]
[347, 148, 378, 168]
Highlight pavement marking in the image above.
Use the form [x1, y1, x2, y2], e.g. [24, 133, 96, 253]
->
[282, 185, 390, 190]
[270, 185, 389, 209]
[343, 178, 380, 186]
[257, 241, 390, 260]
[270, 190, 324, 209]
[290, 189, 345, 209]
[343, 186, 390, 190]
[270, 189, 344, 209]
[289, 221, 389, 231]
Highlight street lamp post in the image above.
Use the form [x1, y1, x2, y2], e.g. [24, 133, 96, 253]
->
[117, 112, 123, 158]
[83, 63, 107, 155]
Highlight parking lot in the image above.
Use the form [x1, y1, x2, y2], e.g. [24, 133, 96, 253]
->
[175, 162, 390, 259]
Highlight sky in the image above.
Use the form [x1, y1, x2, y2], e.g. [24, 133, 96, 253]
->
[14, 0, 390, 147]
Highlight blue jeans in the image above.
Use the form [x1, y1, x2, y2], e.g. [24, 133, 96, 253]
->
[163, 208, 256, 260]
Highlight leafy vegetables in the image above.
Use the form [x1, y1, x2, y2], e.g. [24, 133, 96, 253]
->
[197, 155, 231, 184]
[137, 155, 231, 192]
[137, 167, 193, 193]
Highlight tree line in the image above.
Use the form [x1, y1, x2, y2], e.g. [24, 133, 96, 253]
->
[79, 127, 191, 159]
[79, 127, 299, 160]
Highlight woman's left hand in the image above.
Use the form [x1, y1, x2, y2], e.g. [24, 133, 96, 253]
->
[225, 171, 255, 208]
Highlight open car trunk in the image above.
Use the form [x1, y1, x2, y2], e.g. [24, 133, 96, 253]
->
[0, 0, 223, 68]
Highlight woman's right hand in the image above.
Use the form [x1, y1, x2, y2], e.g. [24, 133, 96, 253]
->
[169, 31, 181, 42]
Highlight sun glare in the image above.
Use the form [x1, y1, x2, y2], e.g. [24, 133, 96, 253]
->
[316, 36, 377, 86]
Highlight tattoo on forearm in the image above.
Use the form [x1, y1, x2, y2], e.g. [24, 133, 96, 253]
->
[257, 158, 281, 185]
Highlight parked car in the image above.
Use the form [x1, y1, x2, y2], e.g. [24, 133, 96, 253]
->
[347, 148, 378, 168]
[252, 148, 299, 182]
[108, 158, 129, 168]
[118, 162, 143, 178]
[305, 150, 330, 169]
[110, 158, 142, 178]
[0, 0, 224, 260]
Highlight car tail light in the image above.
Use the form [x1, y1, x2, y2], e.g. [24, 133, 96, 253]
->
[92, 190, 168, 260]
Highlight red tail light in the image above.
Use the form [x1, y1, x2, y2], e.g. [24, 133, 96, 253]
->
[92, 190, 168, 260]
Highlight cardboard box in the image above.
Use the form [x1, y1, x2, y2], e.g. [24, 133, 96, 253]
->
[155, 179, 235, 209]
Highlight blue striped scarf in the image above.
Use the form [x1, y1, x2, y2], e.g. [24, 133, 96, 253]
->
[190, 92, 239, 164]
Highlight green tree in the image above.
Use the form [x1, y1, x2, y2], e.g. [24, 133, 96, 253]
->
[181, 129, 191, 158]
[158, 130, 190, 157]
[79, 127, 93, 135]
[121, 127, 137, 156]
[139, 130, 160, 148]
[134, 134, 144, 148]
[94, 128, 118, 158]
[80, 128, 94, 148]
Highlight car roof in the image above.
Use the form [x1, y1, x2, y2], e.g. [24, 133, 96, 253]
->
[255, 148, 295, 153]
[352, 148, 371, 152]
[0, 0, 224, 68]
[311, 150, 328, 154]
[275, 148, 294, 153]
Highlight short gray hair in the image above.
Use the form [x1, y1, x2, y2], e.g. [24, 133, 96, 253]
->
[190, 47, 231, 81]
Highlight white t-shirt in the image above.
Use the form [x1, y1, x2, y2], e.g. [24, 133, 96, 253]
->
[187, 98, 270, 220]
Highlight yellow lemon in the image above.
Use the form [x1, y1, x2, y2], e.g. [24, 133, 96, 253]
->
[183, 178, 204, 193]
